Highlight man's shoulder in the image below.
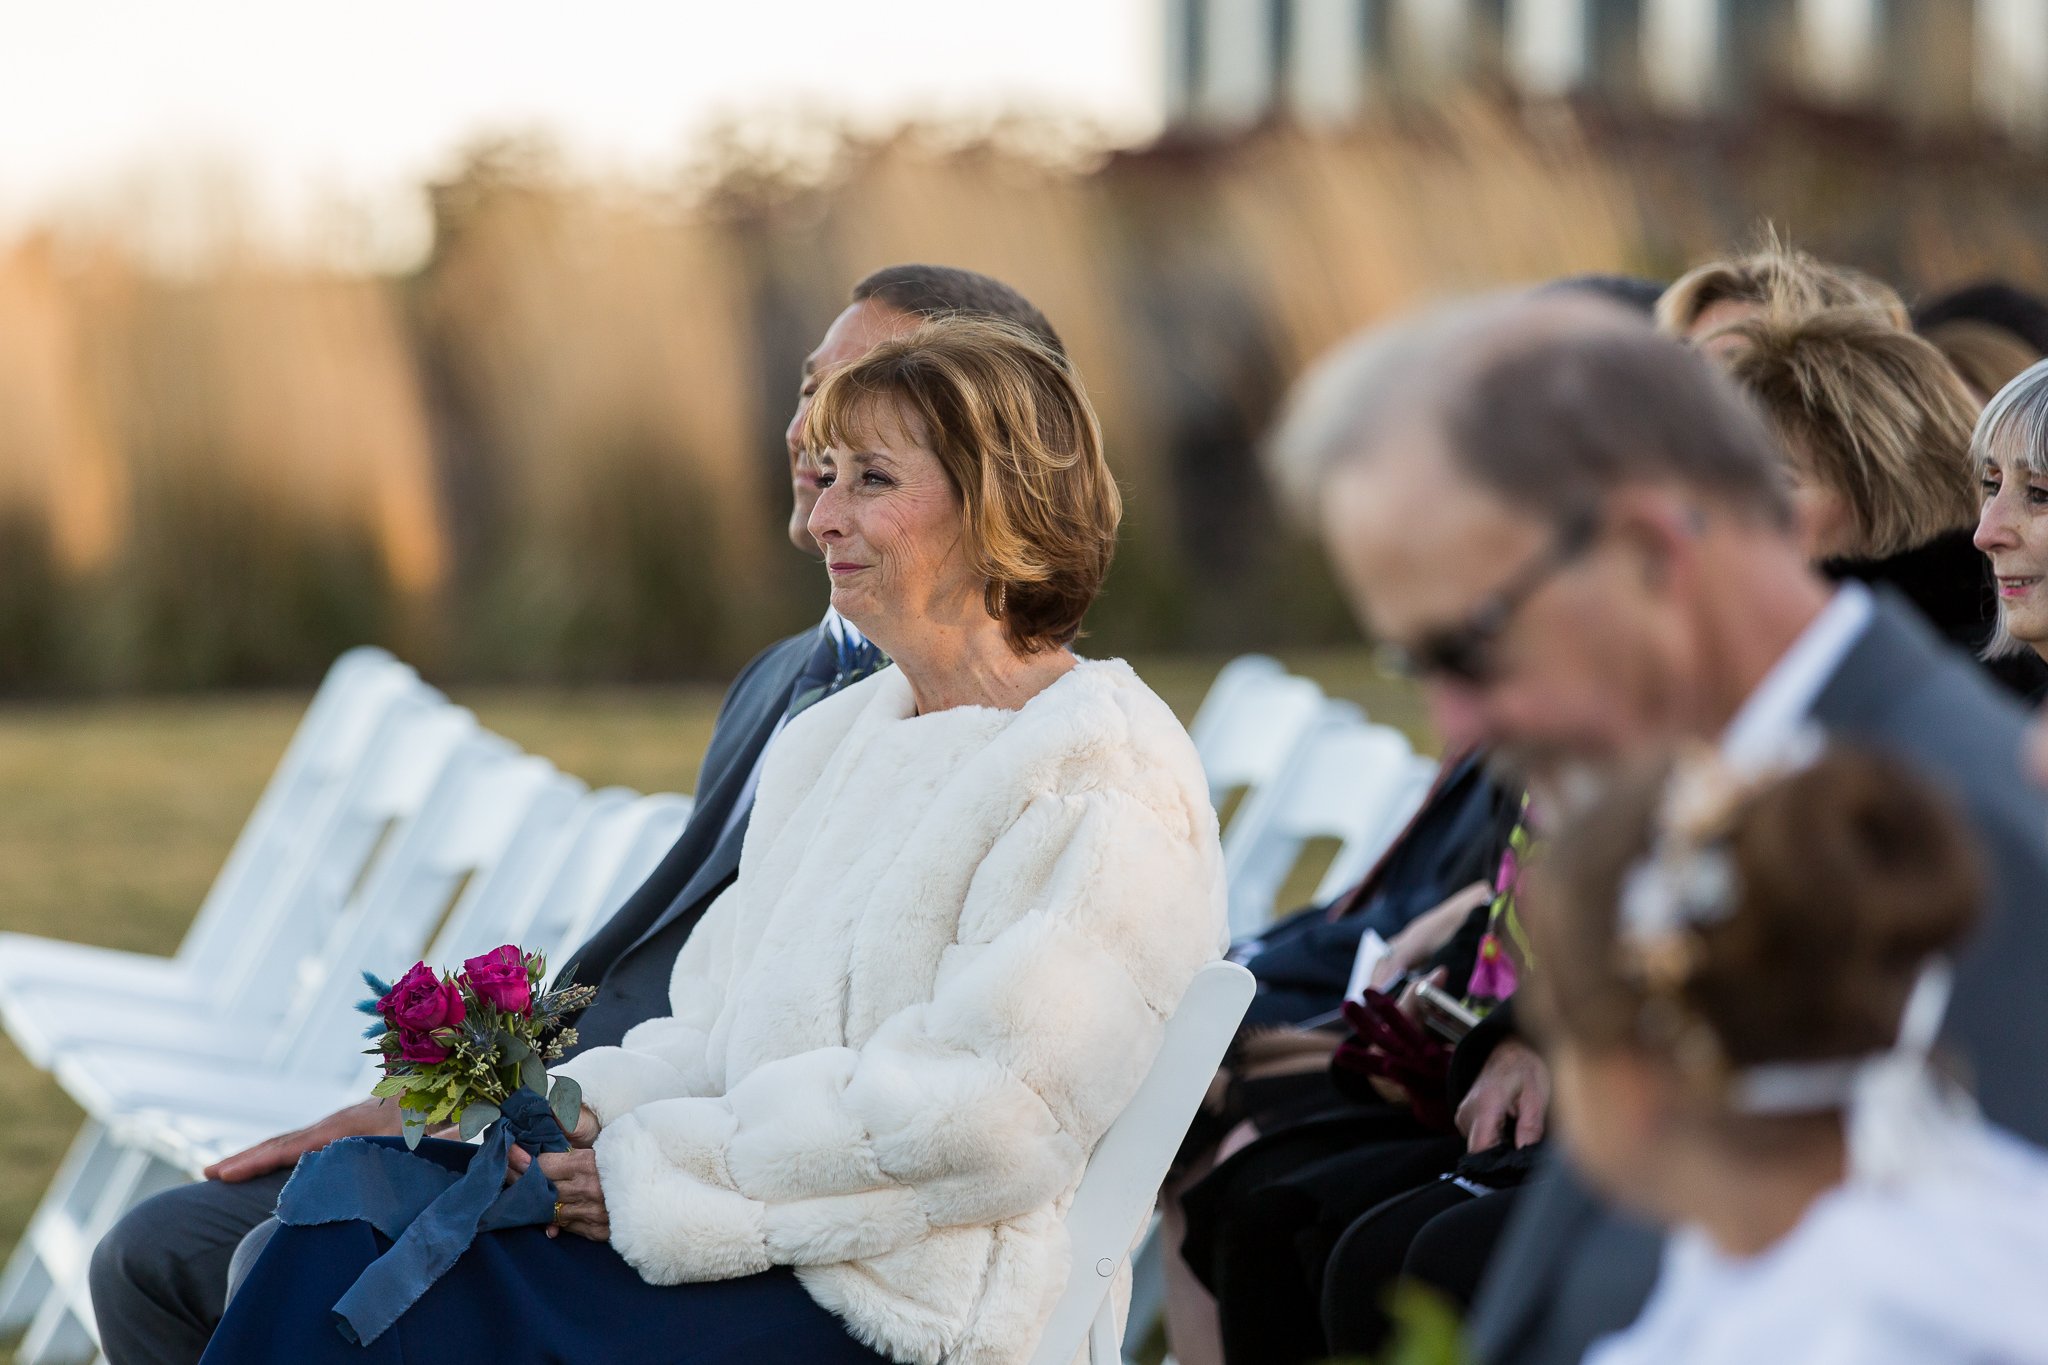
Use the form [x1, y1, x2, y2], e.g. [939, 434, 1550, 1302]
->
[732, 626, 824, 688]
[1815, 594, 2031, 784]
[707, 626, 820, 720]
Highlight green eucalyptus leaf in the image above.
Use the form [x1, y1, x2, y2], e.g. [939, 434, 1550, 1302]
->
[521, 1054, 547, 1095]
[401, 1109, 427, 1151]
[458, 1102, 501, 1141]
[502, 1035, 531, 1064]
[548, 1075, 582, 1135]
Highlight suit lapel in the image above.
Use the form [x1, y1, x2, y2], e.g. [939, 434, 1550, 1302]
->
[614, 628, 822, 958]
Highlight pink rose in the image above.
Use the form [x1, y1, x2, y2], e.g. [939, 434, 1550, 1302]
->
[379, 962, 466, 1034]
[398, 1029, 453, 1065]
[461, 945, 533, 1016]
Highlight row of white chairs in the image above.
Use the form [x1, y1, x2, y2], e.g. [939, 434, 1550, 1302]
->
[3, 648, 1425, 1365]
[0, 649, 692, 1364]
[1190, 654, 1440, 940]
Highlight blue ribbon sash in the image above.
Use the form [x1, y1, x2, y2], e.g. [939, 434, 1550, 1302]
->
[275, 1087, 569, 1346]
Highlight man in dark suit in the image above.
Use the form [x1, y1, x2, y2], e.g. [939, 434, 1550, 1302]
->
[1269, 290, 2048, 1365]
[88, 264, 1065, 1365]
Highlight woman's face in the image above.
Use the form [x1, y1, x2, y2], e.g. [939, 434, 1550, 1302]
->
[1974, 447, 2048, 657]
[1782, 436, 1858, 562]
[807, 399, 980, 650]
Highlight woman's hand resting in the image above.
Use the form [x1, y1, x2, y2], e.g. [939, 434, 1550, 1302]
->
[509, 1143, 610, 1242]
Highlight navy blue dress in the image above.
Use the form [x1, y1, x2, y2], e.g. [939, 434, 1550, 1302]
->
[199, 1140, 893, 1365]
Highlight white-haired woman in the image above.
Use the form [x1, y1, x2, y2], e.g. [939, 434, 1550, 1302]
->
[1973, 358, 2048, 701]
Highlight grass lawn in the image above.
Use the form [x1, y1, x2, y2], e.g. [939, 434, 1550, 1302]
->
[0, 648, 1424, 1267]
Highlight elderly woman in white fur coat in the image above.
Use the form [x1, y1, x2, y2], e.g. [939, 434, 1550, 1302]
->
[204, 314, 1227, 1365]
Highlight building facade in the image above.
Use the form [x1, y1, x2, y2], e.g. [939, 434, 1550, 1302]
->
[1164, 0, 2048, 136]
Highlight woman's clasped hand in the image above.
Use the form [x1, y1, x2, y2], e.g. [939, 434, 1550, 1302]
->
[506, 1104, 605, 1242]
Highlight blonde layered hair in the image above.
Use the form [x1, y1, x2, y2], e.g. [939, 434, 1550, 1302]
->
[1657, 236, 1908, 341]
[802, 315, 1121, 654]
[1722, 308, 1981, 559]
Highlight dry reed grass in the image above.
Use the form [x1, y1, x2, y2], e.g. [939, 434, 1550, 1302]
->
[2, 105, 2044, 690]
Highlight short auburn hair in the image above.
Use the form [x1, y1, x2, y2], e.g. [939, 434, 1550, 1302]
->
[1722, 308, 1981, 558]
[800, 315, 1120, 654]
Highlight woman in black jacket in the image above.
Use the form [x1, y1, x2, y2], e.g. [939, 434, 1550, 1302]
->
[1720, 307, 2048, 699]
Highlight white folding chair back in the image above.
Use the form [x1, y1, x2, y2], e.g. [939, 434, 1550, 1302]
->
[1028, 961, 1255, 1365]
[0, 649, 419, 1007]
[1188, 655, 1285, 767]
[1221, 703, 1430, 938]
[213, 699, 485, 1018]
[101, 788, 695, 1179]
[0, 654, 435, 1055]
[165, 649, 428, 979]
[551, 793, 696, 964]
[1186, 656, 1326, 822]
[1311, 751, 1439, 905]
[2, 687, 473, 1072]
[264, 748, 589, 1084]
[479, 786, 640, 960]
[43, 725, 526, 1113]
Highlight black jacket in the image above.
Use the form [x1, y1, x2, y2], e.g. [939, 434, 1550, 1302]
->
[1824, 528, 2048, 701]
[1236, 751, 1522, 1031]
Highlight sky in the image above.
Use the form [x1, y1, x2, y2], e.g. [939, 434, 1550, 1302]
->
[0, 0, 1165, 266]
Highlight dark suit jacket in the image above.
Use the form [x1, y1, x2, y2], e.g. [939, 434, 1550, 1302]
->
[557, 626, 823, 1053]
[1467, 593, 2048, 1365]
[1238, 750, 1520, 1030]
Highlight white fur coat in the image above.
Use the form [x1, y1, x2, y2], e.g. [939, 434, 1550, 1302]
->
[556, 657, 1227, 1364]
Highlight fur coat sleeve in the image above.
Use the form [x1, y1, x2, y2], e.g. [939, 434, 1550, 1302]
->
[585, 778, 1218, 1284]
[553, 881, 744, 1119]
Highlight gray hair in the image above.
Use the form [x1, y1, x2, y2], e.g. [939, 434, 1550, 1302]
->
[1265, 291, 1528, 523]
[1969, 357, 2048, 658]
[1268, 291, 1797, 534]
[1972, 357, 2048, 481]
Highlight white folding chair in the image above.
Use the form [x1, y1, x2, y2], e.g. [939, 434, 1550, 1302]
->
[9, 744, 595, 1363]
[2, 673, 465, 1363]
[1028, 961, 1256, 1365]
[550, 793, 695, 963]
[51, 742, 579, 1118]
[1221, 702, 1434, 939]
[1311, 751, 1439, 907]
[91, 788, 694, 1176]
[0, 650, 432, 1032]
[1186, 656, 1327, 827]
[3, 697, 482, 1069]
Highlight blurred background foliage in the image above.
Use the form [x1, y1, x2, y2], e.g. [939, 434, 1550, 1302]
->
[5, 101, 2048, 693]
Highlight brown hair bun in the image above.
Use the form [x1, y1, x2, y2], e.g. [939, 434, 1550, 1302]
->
[1526, 747, 1981, 1078]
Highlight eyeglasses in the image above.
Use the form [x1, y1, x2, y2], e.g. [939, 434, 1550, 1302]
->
[1377, 508, 1602, 686]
